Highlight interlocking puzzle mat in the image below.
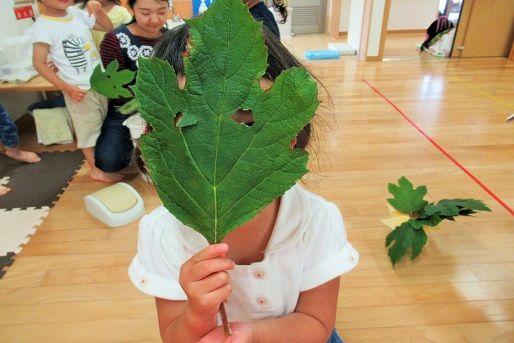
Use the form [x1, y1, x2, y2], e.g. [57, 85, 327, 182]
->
[0, 151, 84, 210]
[0, 252, 14, 279]
[0, 150, 83, 278]
[0, 207, 49, 255]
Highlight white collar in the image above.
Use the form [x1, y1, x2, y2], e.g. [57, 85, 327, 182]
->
[171, 184, 307, 254]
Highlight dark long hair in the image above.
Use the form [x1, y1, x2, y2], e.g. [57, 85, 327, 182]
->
[127, 0, 169, 7]
[271, 0, 288, 24]
[152, 24, 313, 148]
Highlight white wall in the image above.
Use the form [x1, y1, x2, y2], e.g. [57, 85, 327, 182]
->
[388, 0, 439, 30]
[339, 0, 351, 32]
[0, 0, 41, 122]
[0, 0, 35, 40]
[367, 0, 385, 56]
[347, 0, 365, 50]
[339, 0, 440, 33]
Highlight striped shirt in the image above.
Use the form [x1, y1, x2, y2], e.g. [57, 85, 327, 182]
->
[99, 27, 162, 104]
[100, 29, 161, 71]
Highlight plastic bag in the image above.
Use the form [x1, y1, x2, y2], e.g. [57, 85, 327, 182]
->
[0, 32, 38, 83]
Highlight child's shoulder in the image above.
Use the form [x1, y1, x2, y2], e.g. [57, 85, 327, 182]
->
[140, 206, 208, 251]
[140, 206, 178, 234]
[287, 184, 342, 220]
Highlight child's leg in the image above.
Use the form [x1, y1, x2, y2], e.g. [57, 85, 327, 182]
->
[82, 147, 123, 183]
[63, 92, 123, 183]
[0, 104, 40, 163]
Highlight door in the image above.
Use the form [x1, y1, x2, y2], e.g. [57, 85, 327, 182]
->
[452, 0, 514, 57]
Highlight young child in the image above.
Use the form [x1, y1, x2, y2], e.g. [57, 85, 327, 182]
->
[128, 25, 358, 343]
[0, 103, 41, 196]
[74, 0, 133, 48]
[32, 0, 122, 183]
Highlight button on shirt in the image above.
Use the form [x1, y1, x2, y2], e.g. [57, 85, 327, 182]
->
[128, 184, 359, 322]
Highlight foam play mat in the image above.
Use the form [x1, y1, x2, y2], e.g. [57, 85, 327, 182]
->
[0, 150, 84, 210]
[0, 150, 83, 278]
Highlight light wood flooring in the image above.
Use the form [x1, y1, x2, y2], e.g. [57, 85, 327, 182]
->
[1, 33, 513, 342]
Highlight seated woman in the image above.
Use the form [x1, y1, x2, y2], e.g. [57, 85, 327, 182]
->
[94, 0, 170, 173]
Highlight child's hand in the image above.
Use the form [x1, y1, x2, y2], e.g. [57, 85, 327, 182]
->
[86, 0, 102, 16]
[47, 61, 59, 73]
[199, 322, 255, 343]
[179, 243, 235, 320]
[65, 85, 87, 103]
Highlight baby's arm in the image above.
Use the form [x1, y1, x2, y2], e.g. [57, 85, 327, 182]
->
[32, 43, 86, 103]
[86, 0, 113, 32]
[156, 244, 235, 342]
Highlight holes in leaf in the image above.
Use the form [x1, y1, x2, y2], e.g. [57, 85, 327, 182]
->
[177, 76, 186, 90]
[260, 78, 272, 91]
[231, 109, 254, 127]
[174, 113, 183, 127]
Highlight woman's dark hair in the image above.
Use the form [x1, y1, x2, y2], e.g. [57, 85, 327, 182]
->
[152, 24, 313, 149]
[74, 0, 121, 8]
[127, 0, 169, 7]
[271, 0, 288, 24]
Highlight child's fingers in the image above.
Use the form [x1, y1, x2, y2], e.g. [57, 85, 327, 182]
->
[73, 93, 85, 103]
[190, 271, 231, 295]
[190, 243, 229, 265]
[190, 258, 235, 281]
[197, 283, 232, 309]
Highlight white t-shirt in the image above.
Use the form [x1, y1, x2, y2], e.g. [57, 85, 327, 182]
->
[128, 185, 359, 322]
[31, 7, 100, 90]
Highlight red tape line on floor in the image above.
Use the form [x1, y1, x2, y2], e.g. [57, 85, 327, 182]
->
[363, 79, 513, 216]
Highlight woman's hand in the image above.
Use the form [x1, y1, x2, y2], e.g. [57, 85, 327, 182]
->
[179, 243, 235, 322]
[199, 322, 255, 343]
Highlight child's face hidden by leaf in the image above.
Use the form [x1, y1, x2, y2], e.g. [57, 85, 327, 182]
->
[133, 0, 319, 243]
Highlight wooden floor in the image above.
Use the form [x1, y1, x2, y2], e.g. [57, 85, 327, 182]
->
[1, 33, 514, 342]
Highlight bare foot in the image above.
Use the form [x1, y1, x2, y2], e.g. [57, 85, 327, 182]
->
[90, 167, 124, 183]
[5, 149, 41, 163]
[0, 185, 11, 196]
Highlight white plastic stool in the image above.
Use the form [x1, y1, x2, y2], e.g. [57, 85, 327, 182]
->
[84, 182, 145, 227]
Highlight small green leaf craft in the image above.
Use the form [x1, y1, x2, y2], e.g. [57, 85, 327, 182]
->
[385, 177, 491, 266]
[133, 0, 319, 243]
[90, 60, 135, 99]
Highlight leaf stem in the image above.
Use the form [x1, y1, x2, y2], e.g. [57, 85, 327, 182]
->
[220, 302, 232, 336]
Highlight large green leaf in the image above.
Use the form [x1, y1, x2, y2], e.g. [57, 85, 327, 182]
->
[387, 176, 428, 215]
[133, 0, 319, 243]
